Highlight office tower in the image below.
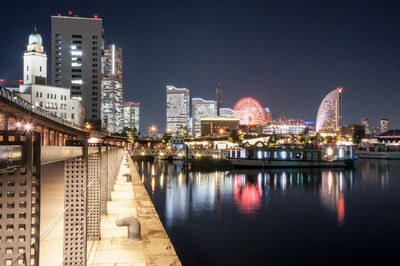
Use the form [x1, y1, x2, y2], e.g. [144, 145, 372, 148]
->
[166, 86, 189, 134]
[219, 108, 234, 118]
[123, 101, 140, 132]
[192, 98, 217, 136]
[316, 87, 342, 132]
[380, 119, 389, 133]
[24, 29, 47, 85]
[361, 118, 371, 134]
[102, 44, 123, 132]
[51, 14, 103, 125]
[265, 107, 272, 124]
[216, 82, 222, 116]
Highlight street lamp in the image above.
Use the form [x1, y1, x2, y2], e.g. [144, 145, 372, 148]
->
[149, 125, 157, 138]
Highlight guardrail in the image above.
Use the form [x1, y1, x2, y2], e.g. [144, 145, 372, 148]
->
[0, 86, 84, 131]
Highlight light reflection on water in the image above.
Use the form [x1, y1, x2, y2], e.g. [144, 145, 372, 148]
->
[137, 159, 398, 266]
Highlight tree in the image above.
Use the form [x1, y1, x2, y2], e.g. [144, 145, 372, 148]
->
[228, 129, 244, 144]
[352, 125, 365, 144]
[127, 128, 140, 143]
[177, 125, 189, 137]
[162, 133, 172, 144]
[267, 132, 279, 146]
[315, 133, 324, 143]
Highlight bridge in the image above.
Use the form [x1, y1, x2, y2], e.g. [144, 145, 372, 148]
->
[0, 86, 157, 265]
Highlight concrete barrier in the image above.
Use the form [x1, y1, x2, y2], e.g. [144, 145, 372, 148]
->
[41, 146, 83, 165]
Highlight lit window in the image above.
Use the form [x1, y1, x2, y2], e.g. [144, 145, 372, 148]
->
[71, 50, 82, 56]
[71, 45, 77, 50]
[71, 62, 81, 67]
[71, 80, 83, 85]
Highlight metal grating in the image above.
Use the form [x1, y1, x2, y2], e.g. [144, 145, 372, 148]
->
[63, 156, 87, 265]
[100, 148, 107, 215]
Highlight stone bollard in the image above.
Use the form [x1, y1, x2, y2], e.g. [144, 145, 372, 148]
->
[116, 216, 141, 241]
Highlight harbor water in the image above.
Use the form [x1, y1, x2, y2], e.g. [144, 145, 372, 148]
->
[136, 159, 400, 266]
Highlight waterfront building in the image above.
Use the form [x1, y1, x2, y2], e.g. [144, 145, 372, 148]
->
[216, 82, 222, 116]
[361, 118, 371, 134]
[316, 88, 342, 133]
[51, 14, 103, 124]
[192, 98, 217, 136]
[166, 86, 189, 134]
[380, 119, 389, 133]
[123, 101, 140, 132]
[102, 44, 123, 132]
[19, 30, 85, 127]
[200, 117, 240, 136]
[219, 108, 234, 118]
[263, 118, 310, 135]
[265, 107, 272, 124]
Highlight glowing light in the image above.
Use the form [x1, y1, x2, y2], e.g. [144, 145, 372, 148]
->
[68, 11, 72, 15]
[88, 137, 99, 143]
[219, 128, 225, 134]
[71, 79, 83, 84]
[16, 122, 22, 128]
[151, 177, 155, 192]
[233, 97, 267, 125]
[24, 124, 32, 131]
[71, 50, 82, 56]
[326, 147, 334, 156]
[94, 14, 98, 19]
[85, 123, 91, 130]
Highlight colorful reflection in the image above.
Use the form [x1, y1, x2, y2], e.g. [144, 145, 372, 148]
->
[233, 174, 263, 215]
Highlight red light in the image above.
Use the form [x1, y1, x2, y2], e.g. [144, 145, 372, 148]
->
[337, 87, 343, 92]
[57, 13, 61, 16]
[94, 14, 98, 19]
[18, 80, 23, 83]
[0, 79, 4, 82]
[68, 11, 72, 15]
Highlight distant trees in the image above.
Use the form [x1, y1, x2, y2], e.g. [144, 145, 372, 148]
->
[162, 133, 172, 144]
[228, 129, 244, 144]
[127, 128, 140, 143]
[352, 125, 366, 144]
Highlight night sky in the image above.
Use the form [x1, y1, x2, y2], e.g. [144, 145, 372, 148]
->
[1, 0, 400, 132]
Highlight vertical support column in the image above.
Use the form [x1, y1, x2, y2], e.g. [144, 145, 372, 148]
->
[87, 145, 101, 240]
[63, 140, 88, 265]
[100, 146, 108, 215]
[0, 131, 41, 266]
[107, 146, 113, 201]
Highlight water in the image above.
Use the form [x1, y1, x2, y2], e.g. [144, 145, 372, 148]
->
[136, 160, 400, 266]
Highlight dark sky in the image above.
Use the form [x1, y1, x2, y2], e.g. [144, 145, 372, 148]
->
[2, 0, 400, 132]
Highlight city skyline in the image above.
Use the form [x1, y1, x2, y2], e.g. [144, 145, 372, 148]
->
[1, 0, 400, 132]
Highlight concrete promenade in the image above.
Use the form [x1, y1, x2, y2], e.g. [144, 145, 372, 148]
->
[40, 154, 181, 265]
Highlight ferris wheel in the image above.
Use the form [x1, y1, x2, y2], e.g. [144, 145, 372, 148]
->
[233, 97, 267, 125]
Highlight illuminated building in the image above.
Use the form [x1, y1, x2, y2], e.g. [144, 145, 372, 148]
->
[265, 107, 272, 124]
[219, 108, 234, 118]
[192, 98, 217, 136]
[233, 97, 267, 125]
[102, 44, 123, 132]
[200, 117, 240, 136]
[216, 82, 222, 116]
[123, 101, 140, 132]
[19, 30, 85, 127]
[361, 118, 371, 134]
[316, 88, 342, 132]
[380, 119, 389, 133]
[263, 118, 310, 135]
[166, 86, 189, 134]
[51, 14, 103, 124]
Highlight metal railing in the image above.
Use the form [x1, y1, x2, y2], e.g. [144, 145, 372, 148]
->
[0, 86, 85, 131]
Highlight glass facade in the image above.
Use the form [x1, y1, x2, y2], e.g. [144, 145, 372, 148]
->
[192, 98, 217, 136]
[123, 102, 140, 132]
[316, 88, 342, 132]
[166, 86, 189, 134]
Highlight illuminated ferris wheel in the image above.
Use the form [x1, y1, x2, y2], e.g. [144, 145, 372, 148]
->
[233, 97, 267, 125]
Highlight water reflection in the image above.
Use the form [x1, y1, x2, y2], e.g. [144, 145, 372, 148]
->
[137, 160, 395, 227]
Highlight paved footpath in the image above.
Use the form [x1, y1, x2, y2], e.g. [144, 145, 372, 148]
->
[87, 153, 181, 266]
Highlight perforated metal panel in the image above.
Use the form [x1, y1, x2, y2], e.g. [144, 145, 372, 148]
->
[63, 156, 87, 265]
[100, 148, 107, 215]
[87, 149, 101, 240]
[0, 131, 40, 266]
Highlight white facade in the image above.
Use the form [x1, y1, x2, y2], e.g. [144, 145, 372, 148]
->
[219, 108, 234, 118]
[19, 84, 84, 127]
[23, 31, 47, 85]
[192, 98, 217, 136]
[316, 88, 342, 132]
[166, 86, 189, 134]
[123, 102, 140, 132]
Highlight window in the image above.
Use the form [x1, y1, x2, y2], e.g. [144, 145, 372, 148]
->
[72, 69, 81, 72]
[92, 47, 98, 51]
[92, 35, 98, 39]
[47, 93, 49, 98]
[40, 92, 42, 97]
[93, 58, 98, 62]
[92, 52, 98, 56]
[55, 80, 61, 84]
[92, 41, 98, 45]
[72, 40, 82, 44]
[92, 75, 97, 79]
[56, 57, 61, 61]
[56, 63, 61, 67]
[27, 66, 29, 71]
[39, 102, 42, 107]
[55, 95, 57, 99]
[56, 68, 61, 72]
[92, 69, 98, 73]
[92, 64, 98, 67]
[92, 86, 97, 90]
[92, 97, 97, 101]
[56, 39, 61, 44]
[55, 51, 61, 55]
[36, 92, 39, 97]
[55, 45, 61, 50]
[92, 115, 98, 119]
[72, 74, 82, 78]
[55, 33, 61, 38]
[55, 74, 61, 78]
[40, 66, 42, 72]
[27, 75, 28, 80]
[72, 34, 82, 38]
[71, 86, 81, 90]
[92, 81, 97, 84]
[92, 92, 98, 95]
[72, 91, 81, 95]
[71, 113, 74, 119]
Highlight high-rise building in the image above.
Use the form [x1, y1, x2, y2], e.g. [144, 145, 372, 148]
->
[316, 88, 342, 133]
[166, 86, 189, 134]
[380, 119, 389, 133]
[51, 14, 103, 125]
[219, 108, 234, 118]
[265, 107, 272, 124]
[216, 82, 222, 116]
[361, 118, 371, 134]
[123, 101, 140, 132]
[102, 44, 123, 132]
[192, 98, 217, 136]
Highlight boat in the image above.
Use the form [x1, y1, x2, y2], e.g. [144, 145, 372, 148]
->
[355, 143, 400, 159]
[225, 146, 355, 168]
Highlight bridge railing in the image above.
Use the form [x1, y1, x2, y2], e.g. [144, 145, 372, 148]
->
[0, 86, 84, 131]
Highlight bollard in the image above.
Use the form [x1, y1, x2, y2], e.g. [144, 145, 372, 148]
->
[115, 216, 141, 241]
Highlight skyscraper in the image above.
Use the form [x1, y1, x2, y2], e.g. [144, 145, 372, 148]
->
[123, 101, 140, 132]
[316, 88, 342, 133]
[192, 98, 217, 136]
[166, 86, 189, 134]
[380, 119, 389, 133]
[265, 107, 272, 124]
[102, 44, 123, 132]
[51, 14, 103, 125]
[216, 82, 222, 116]
[361, 118, 371, 134]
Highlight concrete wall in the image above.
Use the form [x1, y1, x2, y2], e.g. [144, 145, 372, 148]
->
[41, 146, 83, 164]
